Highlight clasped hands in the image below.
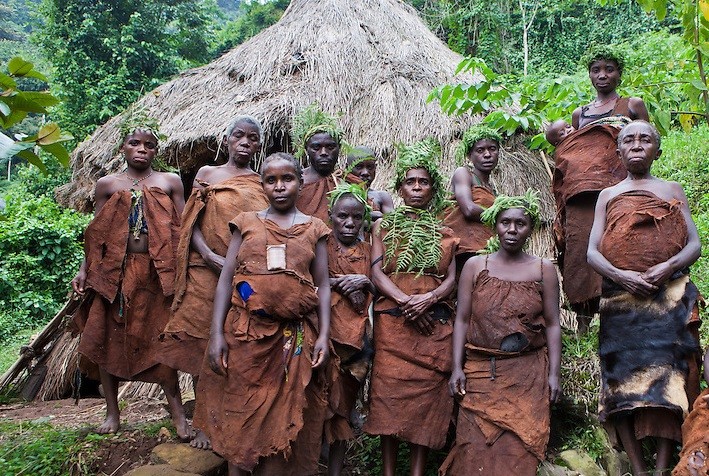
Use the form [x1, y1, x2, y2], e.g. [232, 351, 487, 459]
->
[398, 292, 438, 335]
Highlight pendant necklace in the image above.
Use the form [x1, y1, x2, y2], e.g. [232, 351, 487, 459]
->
[125, 170, 153, 187]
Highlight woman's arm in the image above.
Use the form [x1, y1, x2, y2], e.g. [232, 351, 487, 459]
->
[642, 183, 702, 285]
[370, 220, 410, 306]
[451, 167, 484, 220]
[191, 226, 226, 272]
[542, 259, 562, 403]
[587, 188, 658, 297]
[207, 229, 242, 375]
[628, 97, 650, 122]
[168, 173, 185, 216]
[449, 257, 479, 397]
[311, 237, 331, 369]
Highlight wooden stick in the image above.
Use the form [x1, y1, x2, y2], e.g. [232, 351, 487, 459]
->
[539, 150, 554, 181]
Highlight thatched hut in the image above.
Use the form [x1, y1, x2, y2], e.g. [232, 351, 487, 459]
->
[57, 0, 554, 232]
[17, 0, 564, 401]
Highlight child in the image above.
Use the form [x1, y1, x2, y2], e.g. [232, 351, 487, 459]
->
[193, 152, 331, 475]
[324, 182, 375, 476]
[70, 117, 189, 438]
[545, 119, 576, 147]
[345, 146, 394, 221]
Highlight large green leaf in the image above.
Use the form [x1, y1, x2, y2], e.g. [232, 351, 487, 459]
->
[39, 142, 71, 167]
[0, 140, 34, 161]
[16, 149, 47, 173]
[7, 57, 48, 82]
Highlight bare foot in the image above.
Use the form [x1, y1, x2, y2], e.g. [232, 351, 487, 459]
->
[96, 414, 120, 434]
[688, 450, 706, 476]
[172, 416, 193, 442]
[190, 429, 212, 450]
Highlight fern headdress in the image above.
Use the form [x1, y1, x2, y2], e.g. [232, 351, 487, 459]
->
[479, 189, 542, 253]
[290, 104, 345, 160]
[582, 44, 625, 75]
[117, 104, 165, 147]
[455, 124, 502, 165]
[328, 182, 372, 225]
[344, 146, 377, 176]
[380, 138, 449, 274]
[393, 138, 449, 214]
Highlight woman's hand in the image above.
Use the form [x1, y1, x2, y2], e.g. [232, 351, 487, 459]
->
[548, 374, 561, 403]
[204, 251, 226, 273]
[616, 269, 658, 297]
[207, 333, 228, 376]
[348, 290, 367, 313]
[401, 292, 436, 318]
[449, 368, 466, 398]
[642, 261, 674, 287]
[71, 269, 87, 295]
[337, 274, 372, 296]
[312, 335, 329, 368]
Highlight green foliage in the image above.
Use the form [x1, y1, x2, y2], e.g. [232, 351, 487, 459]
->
[0, 160, 89, 343]
[35, 0, 216, 140]
[380, 207, 444, 275]
[0, 56, 73, 171]
[212, 0, 288, 56]
[652, 124, 709, 328]
[0, 421, 94, 475]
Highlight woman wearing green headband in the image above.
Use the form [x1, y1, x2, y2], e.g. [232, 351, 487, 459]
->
[363, 138, 458, 476]
[441, 190, 561, 476]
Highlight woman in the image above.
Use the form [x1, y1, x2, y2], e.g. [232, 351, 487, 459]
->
[572, 46, 649, 129]
[363, 138, 458, 476]
[555, 46, 649, 329]
[193, 152, 331, 475]
[159, 115, 268, 448]
[443, 124, 501, 271]
[70, 116, 188, 438]
[441, 190, 562, 476]
[324, 183, 375, 476]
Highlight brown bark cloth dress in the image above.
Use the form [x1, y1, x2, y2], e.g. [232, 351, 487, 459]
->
[598, 190, 701, 446]
[552, 99, 632, 312]
[297, 173, 338, 223]
[193, 212, 330, 475]
[363, 227, 459, 449]
[71, 188, 180, 383]
[442, 173, 496, 256]
[324, 235, 373, 443]
[440, 258, 550, 476]
[160, 174, 267, 375]
[674, 388, 709, 476]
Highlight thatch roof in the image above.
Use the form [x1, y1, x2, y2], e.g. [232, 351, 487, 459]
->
[56, 0, 554, 225]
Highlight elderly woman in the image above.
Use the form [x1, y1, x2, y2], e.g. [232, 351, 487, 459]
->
[159, 115, 268, 448]
[554, 46, 649, 330]
[363, 138, 458, 476]
[441, 190, 561, 476]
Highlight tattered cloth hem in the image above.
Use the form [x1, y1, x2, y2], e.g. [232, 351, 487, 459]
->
[674, 388, 709, 476]
[157, 332, 207, 376]
[598, 274, 701, 424]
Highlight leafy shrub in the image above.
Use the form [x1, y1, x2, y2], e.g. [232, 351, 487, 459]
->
[0, 161, 89, 343]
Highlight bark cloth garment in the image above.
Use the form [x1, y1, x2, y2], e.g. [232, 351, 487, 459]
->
[442, 176, 496, 256]
[70, 188, 180, 383]
[324, 234, 373, 443]
[297, 173, 339, 223]
[598, 190, 701, 446]
[193, 212, 330, 474]
[674, 389, 709, 476]
[440, 261, 550, 476]
[363, 227, 459, 449]
[552, 98, 632, 310]
[159, 174, 267, 375]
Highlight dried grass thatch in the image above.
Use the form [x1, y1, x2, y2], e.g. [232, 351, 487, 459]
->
[39, 0, 574, 402]
[57, 0, 554, 226]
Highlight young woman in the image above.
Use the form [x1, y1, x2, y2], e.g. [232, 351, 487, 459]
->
[193, 152, 331, 476]
[159, 115, 268, 449]
[324, 183, 375, 476]
[363, 138, 458, 476]
[441, 190, 561, 476]
[70, 119, 188, 438]
[443, 124, 500, 270]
